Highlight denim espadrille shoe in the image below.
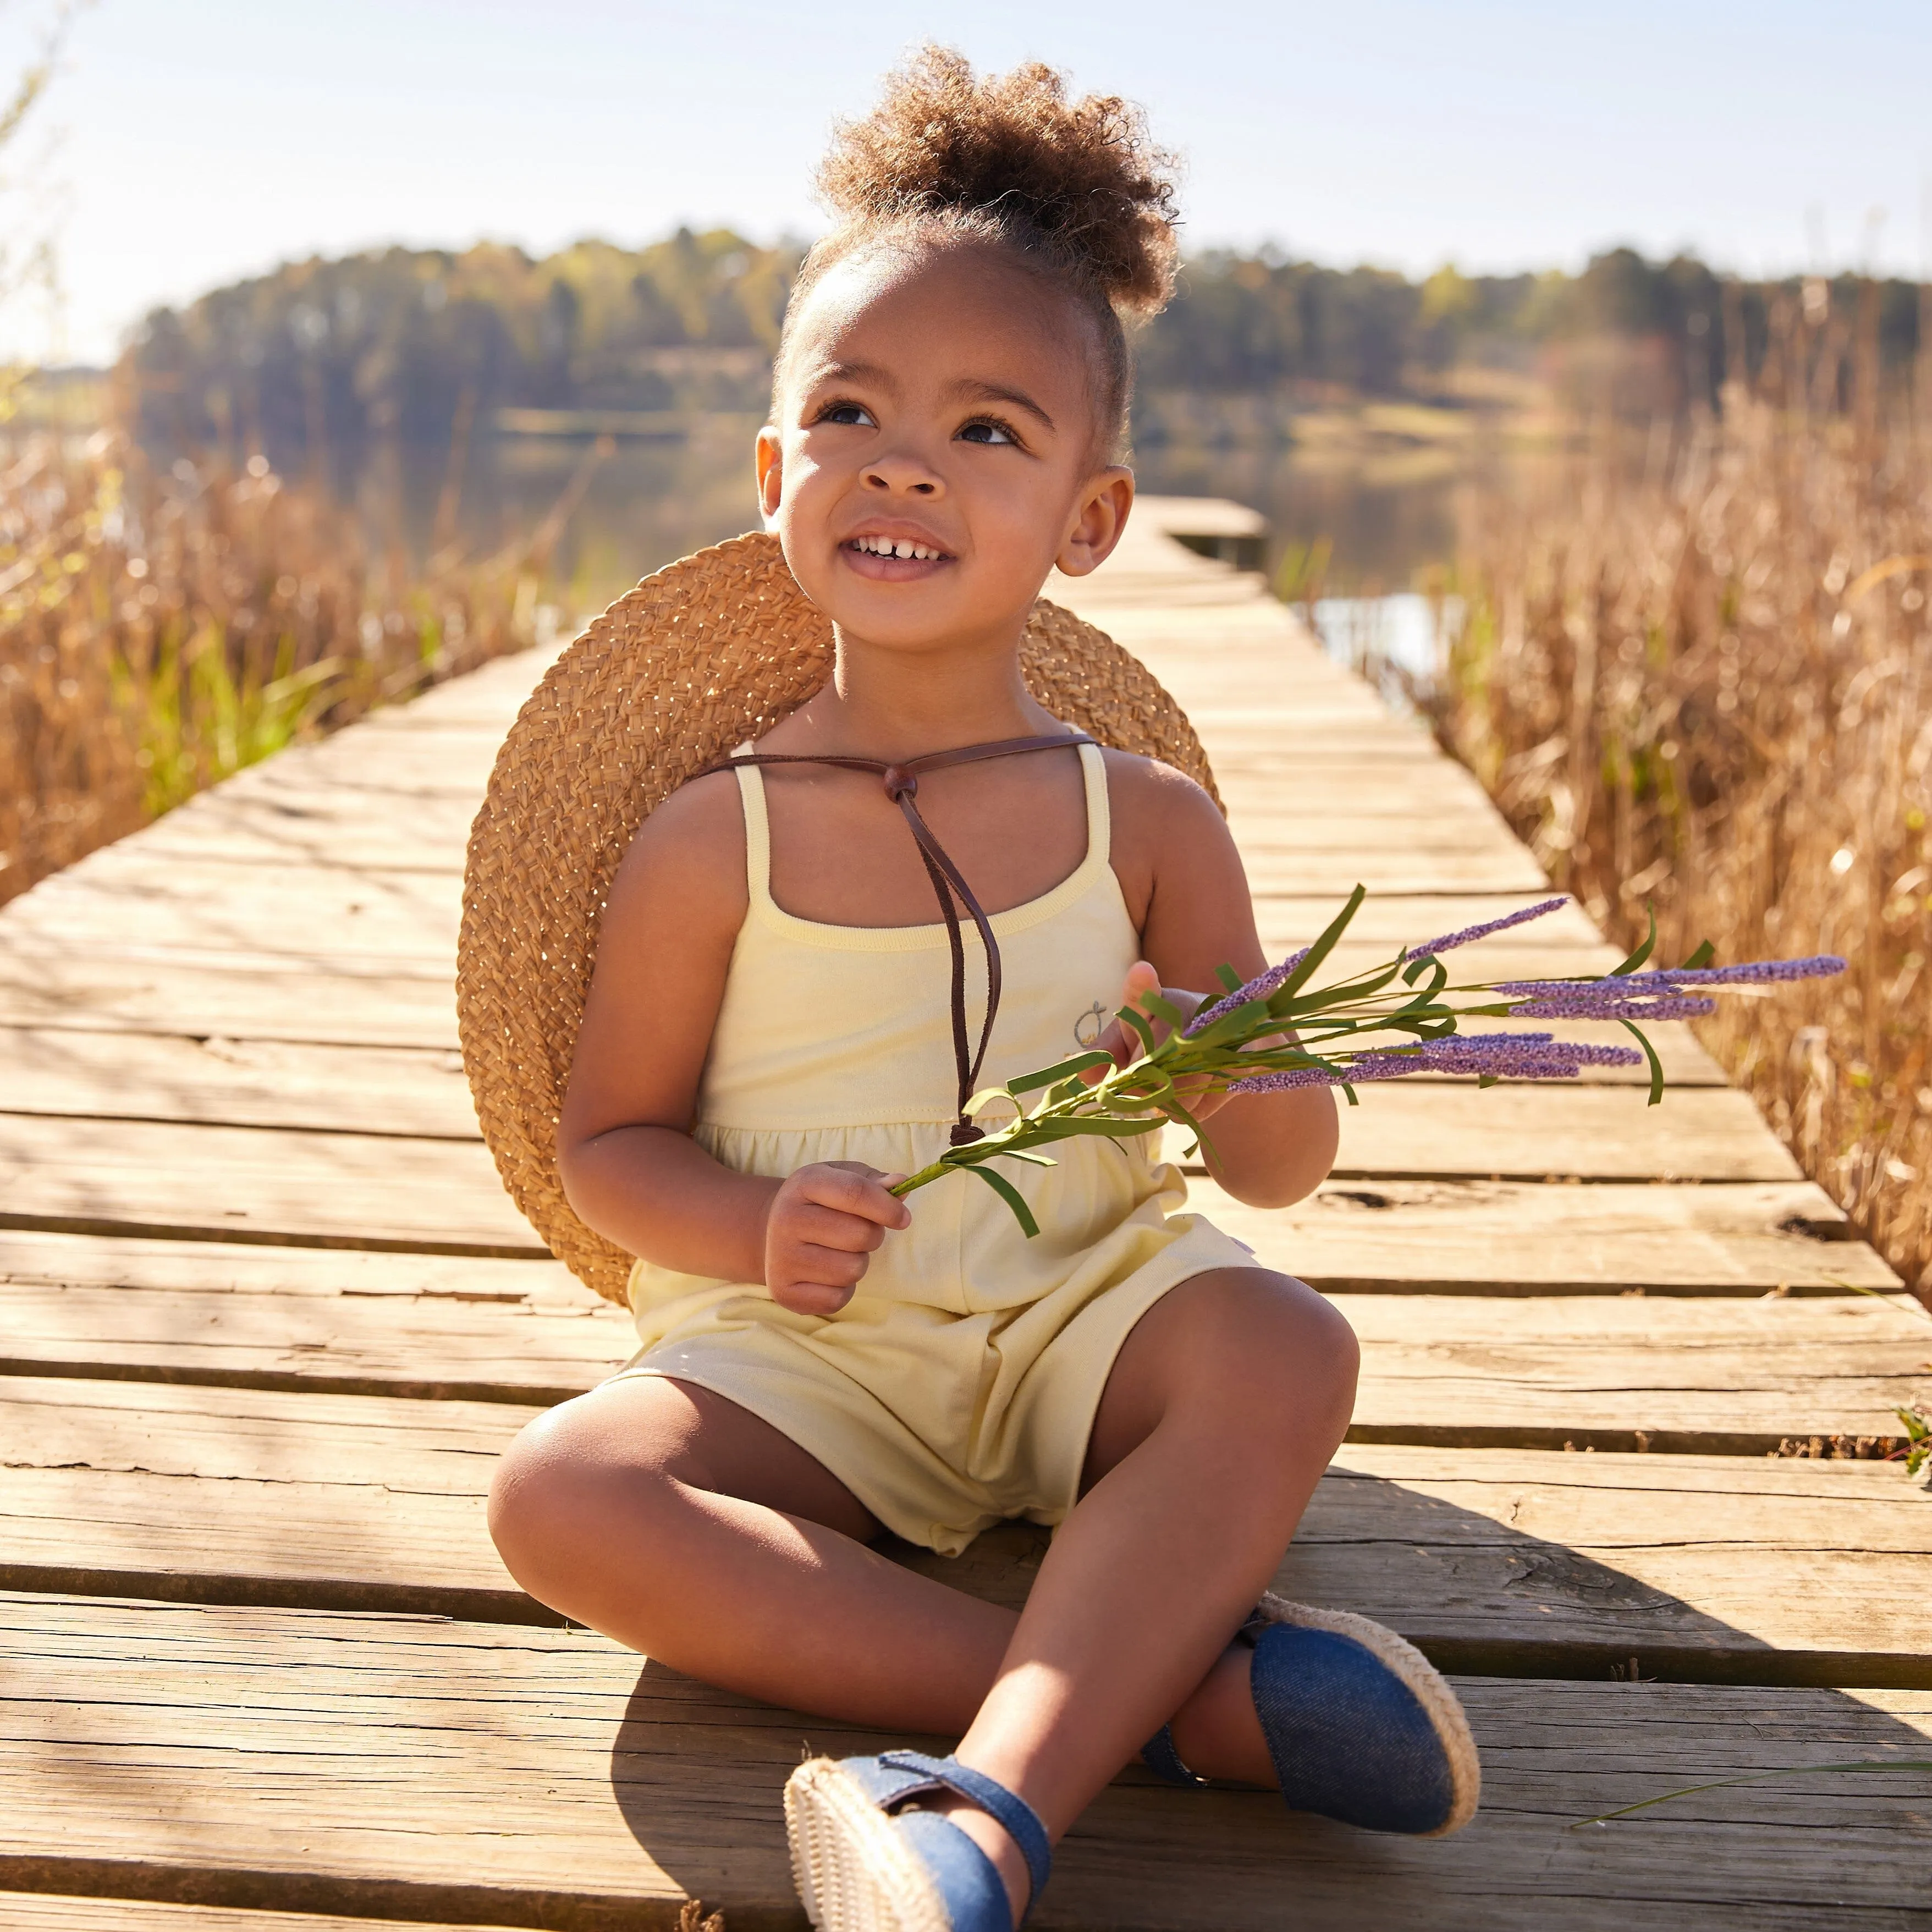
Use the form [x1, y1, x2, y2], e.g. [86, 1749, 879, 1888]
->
[1142, 1595, 1480, 1836]
[785, 1748, 1052, 1932]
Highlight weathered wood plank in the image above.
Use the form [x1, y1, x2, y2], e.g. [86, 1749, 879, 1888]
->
[1195, 1176, 1898, 1293]
[2, 1252, 1923, 1448]
[1324, 1083, 1800, 1183]
[1340, 1292, 1932, 1451]
[4, 1380, 1928, 1678]
[0, 1117, 543, 1255]
[0, 1898, 532, 1932]
[2, 1595, 1927, 1930]
[0, 1278, 626, 1402]
[2, 1028, 481, 1140]
[0, 950, 461, 1049]
[0, 862, 462, 962]
[0, 1230, 582, 1301]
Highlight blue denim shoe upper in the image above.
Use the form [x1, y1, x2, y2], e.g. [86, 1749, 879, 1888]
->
[1251, 1622, 1456, 1834]
[836, 1749, 1052, 1930]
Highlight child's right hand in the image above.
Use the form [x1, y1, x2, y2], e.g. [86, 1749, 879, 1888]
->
[763, 1162, 911, 1316]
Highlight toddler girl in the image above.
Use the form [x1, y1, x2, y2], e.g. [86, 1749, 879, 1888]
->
[488, 48, 1477, 1932]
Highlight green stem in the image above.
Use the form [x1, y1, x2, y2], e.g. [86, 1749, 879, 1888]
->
[887, 1160, 954, 1198]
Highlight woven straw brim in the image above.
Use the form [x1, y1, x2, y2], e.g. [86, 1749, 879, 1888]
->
[457, 530, 1220, 1303]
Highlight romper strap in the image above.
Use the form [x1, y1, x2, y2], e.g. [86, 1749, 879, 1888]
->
[697, 733, 1095, 1144]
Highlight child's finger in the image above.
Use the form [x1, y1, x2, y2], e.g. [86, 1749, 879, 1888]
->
[772, 1273, 858, 1317]
[801, 1164, 911, 1229]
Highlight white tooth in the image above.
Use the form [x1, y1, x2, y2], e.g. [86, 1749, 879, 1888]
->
[891, 541, 910, 558]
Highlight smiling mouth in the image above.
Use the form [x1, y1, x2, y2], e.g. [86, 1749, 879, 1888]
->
[847, 535, 950, 562]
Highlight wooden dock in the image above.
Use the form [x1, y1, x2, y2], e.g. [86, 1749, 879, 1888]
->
[1, 505, 1928, 1930]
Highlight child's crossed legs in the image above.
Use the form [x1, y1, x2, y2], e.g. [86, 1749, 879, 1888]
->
[488, 1267, 1359, 1920]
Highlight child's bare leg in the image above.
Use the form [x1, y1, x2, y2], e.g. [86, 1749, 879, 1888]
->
[491, 1272, 1353, 1914]
[488, 1374, 1019, 1731]
[933, 1268, 1358, 1911]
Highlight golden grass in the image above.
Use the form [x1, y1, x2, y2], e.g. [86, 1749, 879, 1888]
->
[0, 431, 549, 905]
[1429, 346, 1932, 1296]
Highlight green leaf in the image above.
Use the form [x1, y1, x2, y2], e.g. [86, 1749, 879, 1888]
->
[1267, 885, 1367, 1009]
[1116, 1004, 1159, 1055]
[960, 1160, 1041, 1237]
[1214, 963, 1243, 992]
[1681, 938, 1716, 970]
[1611, 903, 1658, 977]
[1007, 1050, 1115, 1096]
[1141, 993, 1188, 1032]
[1620, 1018, 1665, 1107]
[962, 1085, 1019, 1118]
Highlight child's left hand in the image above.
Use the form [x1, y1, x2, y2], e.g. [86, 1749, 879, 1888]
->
[1085, 961, 1230, 1121]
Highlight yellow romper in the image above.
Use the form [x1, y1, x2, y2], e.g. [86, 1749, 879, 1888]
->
[614, 741, 1263, 1556]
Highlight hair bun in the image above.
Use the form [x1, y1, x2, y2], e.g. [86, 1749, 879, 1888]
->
[816, 46, 1180, 318]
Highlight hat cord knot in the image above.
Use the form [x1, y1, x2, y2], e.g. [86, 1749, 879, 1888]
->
[881, 766, 918, 802]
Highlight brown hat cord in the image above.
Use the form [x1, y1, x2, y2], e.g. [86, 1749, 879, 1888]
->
[458, 531, 1219, 1306]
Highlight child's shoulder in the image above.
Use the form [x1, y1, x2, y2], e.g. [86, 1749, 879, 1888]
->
[1099, 744, 1228, 843]
[1098, 745, 1241, 920]
[602, 768, 748, 936]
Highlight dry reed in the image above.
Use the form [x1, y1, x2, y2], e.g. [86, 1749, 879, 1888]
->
[1427, 289, 1932, 1298]
[0, 430, 552, 905]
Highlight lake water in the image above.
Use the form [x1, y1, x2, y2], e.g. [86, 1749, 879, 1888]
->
[410, 420, 1462, 615]
[1308, 592, 1461, 706]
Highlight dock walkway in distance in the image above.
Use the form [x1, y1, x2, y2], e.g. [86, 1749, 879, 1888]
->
[0, 502, 1926, 1930]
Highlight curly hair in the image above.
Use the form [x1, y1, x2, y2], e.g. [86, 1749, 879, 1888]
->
[776, 47, 1181, 455]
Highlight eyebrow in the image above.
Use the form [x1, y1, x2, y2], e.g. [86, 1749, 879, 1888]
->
[946, 377, 1056, 434]
[805, 359, 900, 393]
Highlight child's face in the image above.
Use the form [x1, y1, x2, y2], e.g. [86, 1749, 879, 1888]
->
[758, 240, 1131, 651]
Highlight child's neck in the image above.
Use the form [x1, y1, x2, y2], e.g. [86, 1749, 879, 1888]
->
[796, 625, 1061, 758]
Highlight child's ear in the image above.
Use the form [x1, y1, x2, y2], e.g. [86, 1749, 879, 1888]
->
[755, 427, 784, 524]
[1055, 470, 1133, 578]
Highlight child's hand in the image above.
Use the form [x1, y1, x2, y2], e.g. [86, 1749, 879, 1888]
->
[1086, 960, 1203, 1075]
[763, 1161, 911, 1316]
[1086, 961, 1279, 1122]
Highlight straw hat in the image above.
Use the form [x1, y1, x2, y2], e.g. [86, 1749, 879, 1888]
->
[458, 530, 1220, 1303]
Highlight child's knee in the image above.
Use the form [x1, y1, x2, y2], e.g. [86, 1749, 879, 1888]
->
[486, 1395, 674, 1584]
[1199, 1270, 1359, 1447]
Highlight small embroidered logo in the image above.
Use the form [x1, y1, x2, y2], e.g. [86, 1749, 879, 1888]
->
[1074, 1000, 1108, 1047]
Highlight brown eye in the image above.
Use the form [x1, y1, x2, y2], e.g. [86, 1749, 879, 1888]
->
[957, 418, 1017, 445]
[821, 401, 874, 427]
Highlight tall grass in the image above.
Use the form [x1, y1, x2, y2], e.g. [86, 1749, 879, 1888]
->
[0, 429, 553, 905]
[1425, 288, 1932, 1297]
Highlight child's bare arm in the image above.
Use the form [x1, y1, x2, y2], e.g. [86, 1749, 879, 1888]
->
[1107, 756, 1340, 1208]
[557, 778, 908, 1312]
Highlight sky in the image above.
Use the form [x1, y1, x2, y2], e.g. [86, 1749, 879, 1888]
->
[6, 0, 1931, 365]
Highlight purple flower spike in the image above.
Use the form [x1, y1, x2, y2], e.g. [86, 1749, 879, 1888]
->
[1409, 896, 1570, 959]
[1494, 955, 1846, 999]
[1510, 993, 1717, 1021]
[1229, 1029, 1645, 1093]
[1230, 1060, 1415, 1093]
[1186, 947, 1311, 1035]
[1613, 956, 1847, 987]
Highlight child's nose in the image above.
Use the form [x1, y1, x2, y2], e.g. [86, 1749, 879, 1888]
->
[863, 449, 944, 496]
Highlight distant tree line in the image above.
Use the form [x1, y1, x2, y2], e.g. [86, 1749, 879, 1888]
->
[119, 228, 1930, 470]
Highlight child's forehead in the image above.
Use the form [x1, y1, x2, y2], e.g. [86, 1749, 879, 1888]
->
[781, 240, 1092, 398]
